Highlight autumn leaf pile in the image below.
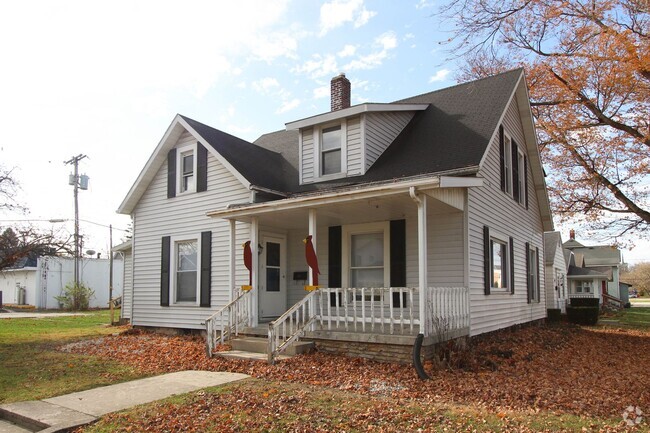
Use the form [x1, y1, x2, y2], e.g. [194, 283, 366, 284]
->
[62, 324, 650, 418]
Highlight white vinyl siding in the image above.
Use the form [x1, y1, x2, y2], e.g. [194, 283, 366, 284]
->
[365, 111, 414, 171]
[346, 117, 363, 175]
[301, 127, 315, 184]
[299, 111, 413, 183]
[468, 96, 546, 336]
[131, 130, 250, 329]
[121, 249, 133, 319]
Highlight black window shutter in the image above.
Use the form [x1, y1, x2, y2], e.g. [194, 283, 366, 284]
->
[200, 231, 212, 307]
[524, 155, 529, 209]
[390, 219, 407, 307]
[328, 226, 342, 306]
[525, 242, 531, 304]
[512, 140, 519, 200]
[196, 143, 208, 193]
[499, 125, 505, 192]
[509, 237, 515, 295]
[536, 246, 541, 303]
[167, 149, 176, 198]
[161, 236, 171, 306]
[483, 225, 491, 295]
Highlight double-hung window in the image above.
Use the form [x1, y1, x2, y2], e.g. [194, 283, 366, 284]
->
[321, 125, 342, 176]
[174, 239, 199, 303]
[576, 280, 592, 293]
[503, 134, 512, 195]
[176, 144, 197, 194]
[528, 247, 539, 302]
[516, 149, 526, 204]
[490, 237, 508, 290]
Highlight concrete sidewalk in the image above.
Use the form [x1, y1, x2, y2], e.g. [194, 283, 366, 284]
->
[0, 311, 87, 319]
[0, 371, 249, 433]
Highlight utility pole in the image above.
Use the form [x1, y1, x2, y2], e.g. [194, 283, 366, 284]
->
[109, 224, 114, 325]
[64, 154, 88, 288]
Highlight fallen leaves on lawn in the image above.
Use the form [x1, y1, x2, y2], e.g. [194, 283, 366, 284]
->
[60, 324, 650, 419]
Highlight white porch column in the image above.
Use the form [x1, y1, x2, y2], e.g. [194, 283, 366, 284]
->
[308, 208, 317, 286]
[228, 219, 236, 303]
[411, 188, 428, 336]
[251, 216, 259, 326]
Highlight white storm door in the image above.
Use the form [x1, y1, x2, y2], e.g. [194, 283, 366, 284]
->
[259, 235, 287, 319]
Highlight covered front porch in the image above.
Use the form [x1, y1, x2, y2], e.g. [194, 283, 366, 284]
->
[205, 177, 477, 362]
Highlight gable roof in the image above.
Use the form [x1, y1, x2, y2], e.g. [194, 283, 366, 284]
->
[119, 69, 552, 227]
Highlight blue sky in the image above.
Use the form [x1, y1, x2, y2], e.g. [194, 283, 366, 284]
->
[1, 0, 647, 263]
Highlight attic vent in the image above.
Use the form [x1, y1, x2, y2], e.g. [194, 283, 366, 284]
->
[331, 73, 351, 111]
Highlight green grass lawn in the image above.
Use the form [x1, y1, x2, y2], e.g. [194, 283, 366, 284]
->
[0, 310, 147, 403]
[608, 306, 650, 329]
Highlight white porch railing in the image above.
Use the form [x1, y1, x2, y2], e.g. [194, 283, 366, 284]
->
[268, 289, 318, 363]
[314, 287, 470, 336]
[569, 293, 595, 298]
[204, 288, 253, 357]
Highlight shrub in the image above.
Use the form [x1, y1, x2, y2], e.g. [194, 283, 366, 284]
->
[566, 306, 599, 326]
[547, 308, 562, 322]
[55, 282, 95, 311]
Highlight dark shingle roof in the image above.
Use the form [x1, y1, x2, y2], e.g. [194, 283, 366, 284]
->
[180, 116, 293, 192]
[185, 69, 523, 195]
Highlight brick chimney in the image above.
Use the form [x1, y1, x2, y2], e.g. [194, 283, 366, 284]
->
[569, 229, 575, 240]
[331, 73, 351, 111]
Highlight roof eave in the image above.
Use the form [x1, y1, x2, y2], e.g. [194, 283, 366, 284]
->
[285, 103, 429, 130]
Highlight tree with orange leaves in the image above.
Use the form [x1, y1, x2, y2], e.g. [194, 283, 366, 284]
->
[441, 0, 649, 242]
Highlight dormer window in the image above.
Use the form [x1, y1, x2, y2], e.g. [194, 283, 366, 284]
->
[321, 125, 342, 175]
[177, 144, 197, 194]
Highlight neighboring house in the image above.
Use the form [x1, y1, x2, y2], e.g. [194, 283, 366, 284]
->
[0, 256, 124, 309]
[113, 240, 133, 322]
[118, 69, 553, 362]
[543, 232, 568, 313]
[563, 230, 624, 308]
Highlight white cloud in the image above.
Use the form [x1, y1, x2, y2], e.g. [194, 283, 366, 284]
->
[429, 69, 451, 83]
[415, 0, 435, 9]
[313, 85, 330, 99]
[252, 77, 280, 94]
[293, 54, 339, 79]
[338, 44, 357, 58]
[343, 32, 398, 71]
[319, 0, 376, 36]
[404, 33, 415, 40]
[276, 98, 301, 114]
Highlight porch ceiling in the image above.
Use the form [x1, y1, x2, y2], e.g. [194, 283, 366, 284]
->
[231, 192, 462, 230]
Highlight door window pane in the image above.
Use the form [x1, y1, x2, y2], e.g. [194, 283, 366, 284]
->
[266, 242, 280, 267]
[351, 268, 384, 288]
[266, 268, 280, 292]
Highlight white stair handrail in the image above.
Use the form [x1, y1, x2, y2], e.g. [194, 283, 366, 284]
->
[204, 288, 253, 357]
[268, 289, 318, 363]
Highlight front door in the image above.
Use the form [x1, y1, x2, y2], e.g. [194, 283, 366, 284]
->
[259, 234, 287, 320]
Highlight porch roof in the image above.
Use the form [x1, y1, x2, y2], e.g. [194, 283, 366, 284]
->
[206, 174, 482, 224]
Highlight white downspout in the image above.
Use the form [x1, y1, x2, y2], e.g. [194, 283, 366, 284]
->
[410, 187, 428, 337]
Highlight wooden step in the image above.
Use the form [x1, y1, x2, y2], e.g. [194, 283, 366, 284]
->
[230, 337, 314, 356]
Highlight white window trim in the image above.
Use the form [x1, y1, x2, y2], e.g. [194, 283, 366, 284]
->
[176, 142, 198, 195]
[488, 227, 510, 293]
[313, 120, 348, 181]
[342, 221, 390, 288]
[516, 147, 526, 205]
[575, 279, 592, 294]
[170, 234, 201, 306]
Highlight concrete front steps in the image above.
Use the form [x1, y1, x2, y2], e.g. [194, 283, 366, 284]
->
[216, 337, 314, 362]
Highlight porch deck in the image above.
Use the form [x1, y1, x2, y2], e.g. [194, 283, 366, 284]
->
[206, 286, 470, 363]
